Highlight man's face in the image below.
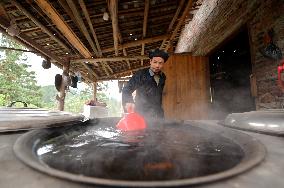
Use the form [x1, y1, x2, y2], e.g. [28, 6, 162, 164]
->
[149, 56, 165, 73]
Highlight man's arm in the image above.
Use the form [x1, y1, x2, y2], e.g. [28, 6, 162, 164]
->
[122, 71, 142, 109]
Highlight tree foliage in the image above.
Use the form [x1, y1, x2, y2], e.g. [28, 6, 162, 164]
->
[64, 84, 110, 114]
[40, 85, 57, 109]
[40, 83, 123, 117]
[0, 33, 42, 107]
[0, 33, 122, 115]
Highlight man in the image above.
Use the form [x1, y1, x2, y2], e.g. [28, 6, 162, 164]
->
[122, 49, 169, 118]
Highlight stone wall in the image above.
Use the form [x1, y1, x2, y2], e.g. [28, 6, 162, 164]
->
[176, 0, 284, 109]
[249, 0, 284, 109]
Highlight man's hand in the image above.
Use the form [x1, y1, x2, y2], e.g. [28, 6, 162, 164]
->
[125, 103, 135, 113]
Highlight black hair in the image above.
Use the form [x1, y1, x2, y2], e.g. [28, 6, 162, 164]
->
[148, 49, 169, 62]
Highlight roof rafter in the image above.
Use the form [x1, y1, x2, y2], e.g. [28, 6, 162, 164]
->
[108, 0, 119, 56]
[141, 0, 149, 66]
[160, 0, 185, 49]
[0, 18, 64, 66]
[11, 0, 70, 53]
[79, 0, 102, 56]
[71, 55, 148, 64]
[165, 0, 193, 51]
[66, 0, 99, 56]
[99, 65, 149, 81]
[34, 0, 91, 57]
[34, 0, 98, 80]
[24, 0, 79, 55]
[101, 34, 169, 53]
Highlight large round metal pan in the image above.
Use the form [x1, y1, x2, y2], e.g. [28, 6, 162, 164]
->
[14, 118, 266, 187]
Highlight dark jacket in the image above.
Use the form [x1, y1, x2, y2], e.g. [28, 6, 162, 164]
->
[122, 68, 166, 118]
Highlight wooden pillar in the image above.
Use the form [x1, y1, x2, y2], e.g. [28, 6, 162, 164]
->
[57, 62, 70, 111]
[93, 82, 97, 101]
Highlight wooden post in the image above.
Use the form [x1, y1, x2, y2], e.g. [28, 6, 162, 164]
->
[93, 82, 97, 101]
[57, 62, 70, 111]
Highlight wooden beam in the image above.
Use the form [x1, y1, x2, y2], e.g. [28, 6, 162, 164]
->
[27, 0, 79, 56]
[105, 61, 113, 74]
[71, 55, 149, 64]
[108, 0, 119, 56]
[107, 1, 128, 75]
[0, 2, 9, 20]
[123, 48, 131, 69]
[165, 0, 193, 51]
[57, 0, 90, 53]
[142, 0, 149, 39]
[66, 0, 99, 56]
[98, 77, 130, 82]
[92, 82, 97, 101]
[160, 0, 185, 49]
[0, 18, 66, 65]
[0, 46, 38, 54]
[21, 27, 41, 33]
[0, 30, 65, 71]
[167, 0, 185, 33]
[79, 0, 102, 56]
[78, 0, 111, 76]
[101, 34, 169, 53]
[70, 65, 93, 83]
[34, 0, 92, 58]
[102, 61, 113, 76]
[98, 65, 149, 81]
[141, 0, 149, 66]
[34, 0, 98, 80]
[100, 61, 110, 76]
[11, 0, 70, 53]
[81, 63, 99, 80]
[57, 64, 70, 111]
[58, 0, 77, 24]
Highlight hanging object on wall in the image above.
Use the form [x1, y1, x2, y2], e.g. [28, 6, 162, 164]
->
[55, 72, 72, 91]
[118, 81, 124, 93]
[70, 76, 78, 88]
[278, 60, 284, 91]
[55, 74, 62, 92]
[75, 71, 82, 82]
[260, 28, 282, 60]
[118, 81, 128, 93]
[6, 19, 20, 36]
[42, 59, 51, 69]
[103, 11, 109, 21]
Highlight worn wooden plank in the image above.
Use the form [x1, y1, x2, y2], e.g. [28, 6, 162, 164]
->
[66, 0, 99, 56]
[163, 54, 209, 120]
[165, 0, 193, 51]
[141, 0, 149, 59]
[11, 0, 70, 53]
[34, 0, 92, 58]
[79, 0, 101, 56]
[108, 0, 119, 56]
[160, 0, 185, 49]
[72, 55, 149, 64]
[101, 34, 169, 53]
[0, 18, 65, 65]
[35, 0, 98, 80]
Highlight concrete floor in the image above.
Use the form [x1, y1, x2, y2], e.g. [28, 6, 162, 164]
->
[0, 121, 284, 188]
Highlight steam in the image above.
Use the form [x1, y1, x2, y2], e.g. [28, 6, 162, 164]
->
[36, 118, 244, 180]
[209, 83, 255, 120]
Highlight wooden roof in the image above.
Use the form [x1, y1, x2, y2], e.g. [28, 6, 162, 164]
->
[0, 0, 202, 83]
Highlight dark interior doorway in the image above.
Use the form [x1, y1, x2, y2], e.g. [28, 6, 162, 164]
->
[209, 28, 255, 119]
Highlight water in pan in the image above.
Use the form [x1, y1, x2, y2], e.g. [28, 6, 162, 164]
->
[36, 119, 244, 181]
